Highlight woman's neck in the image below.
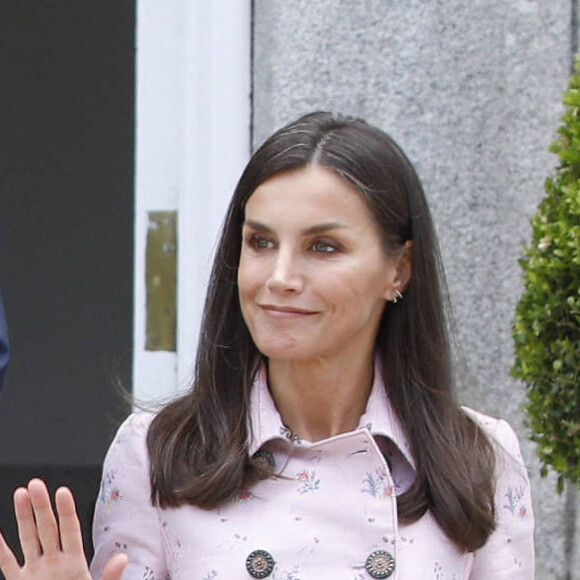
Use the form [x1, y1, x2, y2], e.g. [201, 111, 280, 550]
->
[267, 355, 375, 442]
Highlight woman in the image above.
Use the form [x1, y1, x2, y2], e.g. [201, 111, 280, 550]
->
[0, 112, 534, 579]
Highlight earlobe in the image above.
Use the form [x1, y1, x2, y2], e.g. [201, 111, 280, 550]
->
[387, 289, 403, 303]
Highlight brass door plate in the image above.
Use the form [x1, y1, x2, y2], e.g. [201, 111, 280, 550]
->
[145, 211, 177, 351]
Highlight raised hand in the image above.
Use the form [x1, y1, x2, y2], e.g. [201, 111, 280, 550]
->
[0, 479, 128, 580]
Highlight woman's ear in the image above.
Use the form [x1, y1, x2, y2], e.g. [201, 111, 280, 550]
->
[396, 240, 413, 291]
[384, 241, 413, 301]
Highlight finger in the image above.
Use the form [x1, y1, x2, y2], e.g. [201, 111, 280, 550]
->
[103, 553, 129, 580]
[13, 487, 42, 561]
[27, 478, 60, 555]
[0, 527, 21, 579]
[55, 487, 85, 555]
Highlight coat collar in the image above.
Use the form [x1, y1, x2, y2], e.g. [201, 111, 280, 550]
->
[248, 361, 416, 469]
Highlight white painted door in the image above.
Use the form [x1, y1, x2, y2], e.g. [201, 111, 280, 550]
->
[133, 0, 251, 402]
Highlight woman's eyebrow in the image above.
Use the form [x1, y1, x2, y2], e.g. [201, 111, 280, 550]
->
[242, 220, 347, 235]
[242, 219, 271, 232]
[301, 222, 347, 235]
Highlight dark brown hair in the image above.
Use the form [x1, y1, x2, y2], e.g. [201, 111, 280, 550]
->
[147, 112, 496, 551]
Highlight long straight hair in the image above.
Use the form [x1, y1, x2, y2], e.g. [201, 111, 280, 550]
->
[147, 112, 496, 552]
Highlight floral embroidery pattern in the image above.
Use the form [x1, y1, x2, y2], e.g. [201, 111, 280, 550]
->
[99, 470, 122, 507]
[161, 520, 182, 564]
[434, 562, 457, 580]
[233, 489, 254, 504]
[143, 567, 155, 580]
[307, 450, 323, 464]
[503, 485, 528, 518]
[362, 467, 394, 499]
[296, 470, 320, 494]
[272, 565, 301, 580]
[297, 536, 321, 556]
[381, 535, 397, 546]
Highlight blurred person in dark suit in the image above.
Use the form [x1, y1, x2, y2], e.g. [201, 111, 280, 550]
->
[0, 222, 9, 395]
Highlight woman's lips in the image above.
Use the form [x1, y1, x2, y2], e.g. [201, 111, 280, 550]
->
[259, 304, 318, 318]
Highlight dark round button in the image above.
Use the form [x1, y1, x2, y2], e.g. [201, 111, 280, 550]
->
[252, 449, 276, 470]
[365, 550, 395, 579]
[246, 549, 275, 578]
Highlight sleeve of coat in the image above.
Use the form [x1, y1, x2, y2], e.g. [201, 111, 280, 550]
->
[90, 413, 167, 580]
[469, 418, 535, 579]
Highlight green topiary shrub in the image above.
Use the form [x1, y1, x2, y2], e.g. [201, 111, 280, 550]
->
[512, 58, 580, 492]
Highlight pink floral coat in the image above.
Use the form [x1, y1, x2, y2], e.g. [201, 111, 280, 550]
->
[91, 370, 534, 580]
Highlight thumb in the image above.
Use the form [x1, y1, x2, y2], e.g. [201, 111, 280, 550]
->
[102, 553, 129, 580]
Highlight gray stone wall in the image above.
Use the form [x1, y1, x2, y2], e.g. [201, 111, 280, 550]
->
[252, 0, 577, 577]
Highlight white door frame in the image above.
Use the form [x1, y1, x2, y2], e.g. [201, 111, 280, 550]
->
[133, 0, 251, 402]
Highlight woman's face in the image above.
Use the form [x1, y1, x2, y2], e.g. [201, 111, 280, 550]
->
[238, 165, 407, 364]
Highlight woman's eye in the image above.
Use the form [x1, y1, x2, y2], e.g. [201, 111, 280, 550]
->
[312, 241, 337, 254]
[251, 235, 274, 250]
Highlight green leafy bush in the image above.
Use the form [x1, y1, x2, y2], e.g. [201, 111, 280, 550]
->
[512, 58, 580, 492]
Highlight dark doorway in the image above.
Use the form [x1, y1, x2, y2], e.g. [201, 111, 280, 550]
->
[0, 0, 134, 567]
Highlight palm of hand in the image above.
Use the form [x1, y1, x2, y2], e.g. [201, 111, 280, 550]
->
[9, 552, 93, 580]
[0, 479, 127, 580]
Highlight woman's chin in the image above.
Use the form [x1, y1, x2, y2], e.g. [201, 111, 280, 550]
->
[256, 338, 314, 362]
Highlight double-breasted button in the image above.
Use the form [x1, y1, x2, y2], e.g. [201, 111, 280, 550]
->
[246, 549, 275, 578]
[365, 550, 395, 579]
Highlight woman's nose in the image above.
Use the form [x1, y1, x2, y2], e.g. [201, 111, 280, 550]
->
[265, 249, 305, 293]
